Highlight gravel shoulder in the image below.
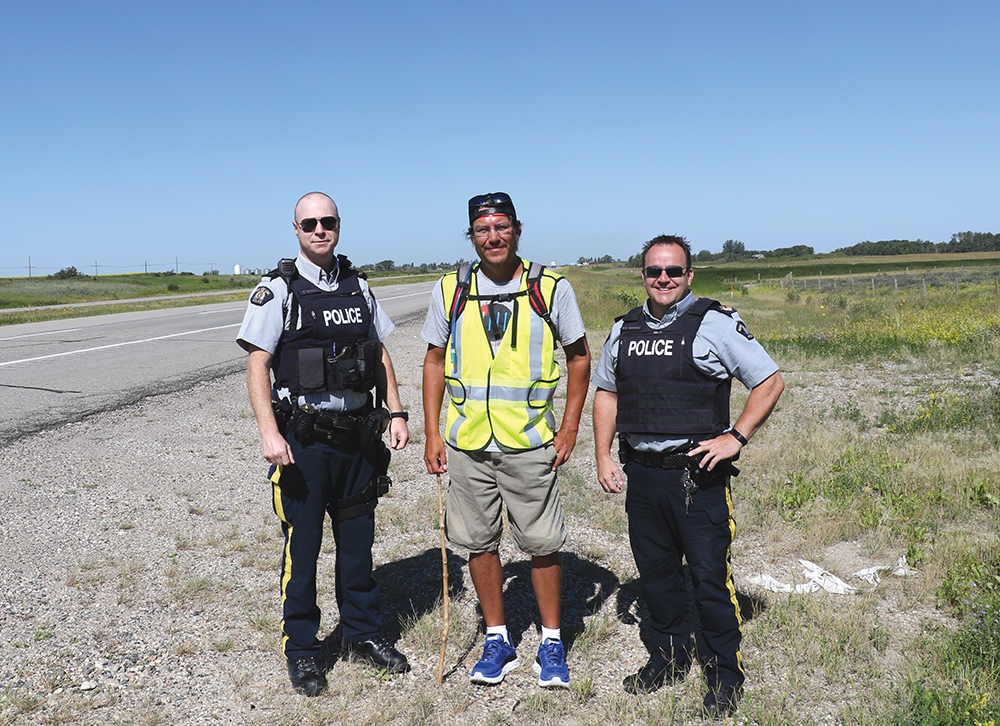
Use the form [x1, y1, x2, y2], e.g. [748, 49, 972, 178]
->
[0, 316, 945, 725]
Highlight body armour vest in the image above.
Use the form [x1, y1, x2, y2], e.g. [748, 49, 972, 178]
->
[615, 297, 732, 437]
[272, 267, 377, 395]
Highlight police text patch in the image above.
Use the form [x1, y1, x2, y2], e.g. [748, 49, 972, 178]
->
[250, 286, 274, 306]
[735, 321, 754, 340]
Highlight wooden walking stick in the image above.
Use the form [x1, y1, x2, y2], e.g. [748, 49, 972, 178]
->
[436, 473, 450, 685]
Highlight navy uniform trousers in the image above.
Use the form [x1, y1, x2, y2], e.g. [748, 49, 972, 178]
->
[624, 460, 745, 691]
[269, 431, 381, 660]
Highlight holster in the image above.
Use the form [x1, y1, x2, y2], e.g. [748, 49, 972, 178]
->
[334, 441, 392, 520]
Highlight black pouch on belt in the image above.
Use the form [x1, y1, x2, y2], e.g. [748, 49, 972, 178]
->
[295, 406, 317, 446]
[359, 408, 391, 448]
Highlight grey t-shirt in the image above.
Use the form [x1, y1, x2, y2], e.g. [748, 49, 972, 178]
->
[592, 291, 779, 452]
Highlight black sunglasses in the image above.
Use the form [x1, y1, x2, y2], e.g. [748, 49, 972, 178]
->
[298, 216, 339, 233]
[468, 192, 512, 208]
[643, 265, 688, 279]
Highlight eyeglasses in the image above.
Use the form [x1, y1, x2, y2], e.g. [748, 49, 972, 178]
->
[297, 216, 339, 233]
[643, 265, 688, 279]
[473, 222, 514, 239]
[468, 192, 512, 208]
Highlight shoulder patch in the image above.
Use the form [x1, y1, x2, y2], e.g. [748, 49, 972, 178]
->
[250, 286, 274, 307]
[735, 320, 755, 340]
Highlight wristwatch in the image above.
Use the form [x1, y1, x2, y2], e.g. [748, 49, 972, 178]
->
[390, 411, 409, 421]
[728, 428, 748, 446]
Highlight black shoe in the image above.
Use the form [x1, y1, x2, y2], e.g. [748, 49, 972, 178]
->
[702, 685, 742, 718]
[341, 635, 411, 674]
[622, 655, 688, 694]
[287, 655, 327, 697]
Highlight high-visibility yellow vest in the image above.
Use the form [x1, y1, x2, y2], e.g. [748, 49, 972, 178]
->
[441, 259, 562, 451]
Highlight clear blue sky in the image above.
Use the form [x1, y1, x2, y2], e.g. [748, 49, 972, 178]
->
[1, 1, 996, 275]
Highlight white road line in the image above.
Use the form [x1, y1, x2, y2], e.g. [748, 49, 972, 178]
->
[376, 291, 432, 301]
[0, 324, 241, 367]
[197, 307, 246, 315]
[0, 328, 83, 341]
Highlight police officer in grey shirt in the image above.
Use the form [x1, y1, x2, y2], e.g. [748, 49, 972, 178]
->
[592, 235, 783, 718]
[237, 192, 411, 697]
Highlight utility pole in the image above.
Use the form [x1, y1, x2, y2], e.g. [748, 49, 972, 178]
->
[94, 261, 98, 276]
[28, 257, 32, 280]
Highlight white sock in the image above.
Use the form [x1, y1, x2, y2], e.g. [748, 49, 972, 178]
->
[486, 625, 510, 643]
[541, 627, 561, 642]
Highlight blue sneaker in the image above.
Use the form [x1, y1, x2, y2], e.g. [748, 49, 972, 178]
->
[470, 634, 519, 685]
[533, 638, 570, 688]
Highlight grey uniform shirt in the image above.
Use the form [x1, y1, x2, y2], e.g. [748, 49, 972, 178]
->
[592, 291, 779, 453]
[236, 253, 394, 412]
[421, 264, 587, 451]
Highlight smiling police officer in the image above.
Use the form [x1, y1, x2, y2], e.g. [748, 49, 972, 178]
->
[237, 191, 411, 697]
[592, 234, 783, 718]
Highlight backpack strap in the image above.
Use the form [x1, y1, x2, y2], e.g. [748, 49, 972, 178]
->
[525, 261, 557, 337]
[447, 262, 474, 323]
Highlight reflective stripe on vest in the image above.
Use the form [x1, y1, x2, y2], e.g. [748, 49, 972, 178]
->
[441, 259, 561, 451]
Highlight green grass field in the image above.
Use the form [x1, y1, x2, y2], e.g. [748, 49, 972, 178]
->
[0, 270, 441, 327]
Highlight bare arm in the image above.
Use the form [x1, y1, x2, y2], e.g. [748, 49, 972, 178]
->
[689, 371, 785, 471]
[593, 387, 625, 493]
[552, 335, 592, 471]
[376, 343, 409, 450]
[422, 344, 448, 474]
[247, 345, 295, 466]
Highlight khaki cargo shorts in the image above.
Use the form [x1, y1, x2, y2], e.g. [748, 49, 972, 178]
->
[445, 446, 568, 557]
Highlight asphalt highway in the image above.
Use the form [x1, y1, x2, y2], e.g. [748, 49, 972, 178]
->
[0, 280, 436, 445]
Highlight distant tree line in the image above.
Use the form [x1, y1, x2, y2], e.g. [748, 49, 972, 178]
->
[358, 260, 463, 274]
[627, 240, 816, 266]
[835, 232, 999, 256]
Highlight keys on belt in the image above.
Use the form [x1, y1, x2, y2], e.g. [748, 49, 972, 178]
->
[680, 470, 699, 515]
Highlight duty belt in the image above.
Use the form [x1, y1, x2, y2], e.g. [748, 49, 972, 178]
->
[625, 448, 692, 470]
[288, 406, 365, 446]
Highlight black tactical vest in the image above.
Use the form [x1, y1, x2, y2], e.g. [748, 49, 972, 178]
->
[272, 267, 377, 395]
[615, 297, 731, 437]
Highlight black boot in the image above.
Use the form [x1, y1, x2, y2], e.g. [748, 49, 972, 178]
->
[341, 635, 411, 674]
[287, 655, 327, 697]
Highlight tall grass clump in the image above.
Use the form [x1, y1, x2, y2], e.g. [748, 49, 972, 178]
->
[887, 547, 1000, 726]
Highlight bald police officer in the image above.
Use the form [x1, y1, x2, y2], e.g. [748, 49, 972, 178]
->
[238, 192, 411, 697]
[592, 235, 783, 718]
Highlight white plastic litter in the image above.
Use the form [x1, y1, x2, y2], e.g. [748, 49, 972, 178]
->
[747, 556, 917, 595]
[799, 559, 856, 594]
[745, 574, 792, 592]
[746, 573, 818, 594]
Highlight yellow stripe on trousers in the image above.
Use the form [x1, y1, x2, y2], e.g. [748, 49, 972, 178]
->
[724, 486, 745, 680]
[271, 465, 295, 655]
